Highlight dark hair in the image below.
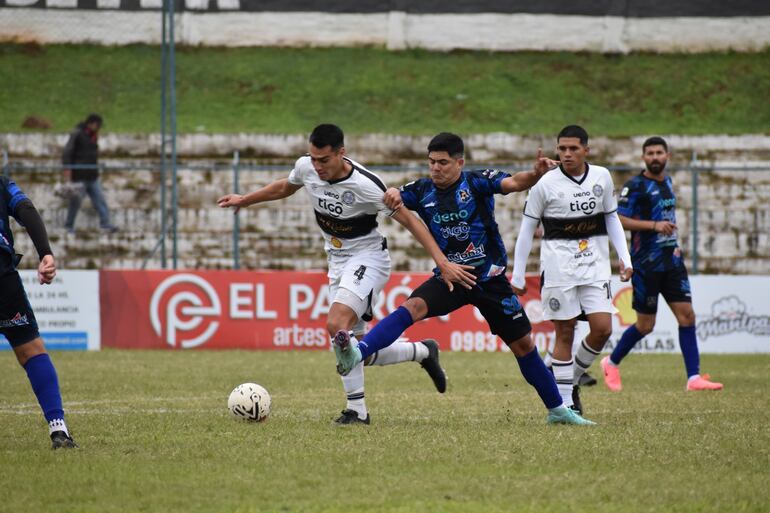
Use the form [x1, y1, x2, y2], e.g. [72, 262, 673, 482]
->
[85, 113, 103, 126]
[427, 132, 464, 158]
[642, 136, 668, 152]
[309, 124, 344, 151]
[557, 125, 589, 145]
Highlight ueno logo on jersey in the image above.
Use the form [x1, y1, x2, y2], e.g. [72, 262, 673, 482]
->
[440, 222, 471, 241]
[150, 274, 221, 349]
[432, 209, 469, 224]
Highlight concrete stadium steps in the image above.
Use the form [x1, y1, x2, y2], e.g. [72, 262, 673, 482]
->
[7, 165, 770, 273]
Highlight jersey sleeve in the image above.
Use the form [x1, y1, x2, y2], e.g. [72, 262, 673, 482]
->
[398, 179, 422, 211]
[603, 169, 619, 213]
[617, 177, 641, 218]
[287, 157, 307, 186]
[3, 178, 30, 219]
[358, 174, 393, 216]
[468, 169, 511, 195]
[522, 182, 545, 219]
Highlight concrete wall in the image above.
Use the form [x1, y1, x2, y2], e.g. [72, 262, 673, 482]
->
[2, 0, 769, 52]
[7, 160, 770, 274]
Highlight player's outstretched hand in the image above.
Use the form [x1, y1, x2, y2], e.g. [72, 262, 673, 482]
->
[383, 187, 403, 211]
[619, 260, 633, 282]
[217, 194, 244, 214]
[534, 148, 559, 176]
[38, 254, 56, 285]
[438, 261, 477, 291]
[654, 220, 676, 236]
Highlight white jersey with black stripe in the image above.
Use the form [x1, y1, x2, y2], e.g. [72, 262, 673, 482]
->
[523, 164, 618, 287]
[288, 155, 393, 257]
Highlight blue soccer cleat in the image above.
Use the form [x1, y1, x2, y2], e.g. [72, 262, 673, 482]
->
[547, 405, 597, 426]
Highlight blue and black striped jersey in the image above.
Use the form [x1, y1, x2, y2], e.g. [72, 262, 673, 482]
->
[400, 169, 510, 282]
[0, 177, 29, 274]
[617, 172, 684, 271]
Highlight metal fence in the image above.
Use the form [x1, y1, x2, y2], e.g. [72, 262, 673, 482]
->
[3, 151, 770, 274]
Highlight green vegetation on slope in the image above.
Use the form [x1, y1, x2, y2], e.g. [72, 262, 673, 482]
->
[2, 44, 769, 135]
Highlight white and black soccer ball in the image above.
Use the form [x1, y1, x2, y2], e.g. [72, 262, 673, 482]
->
[227, 383, 271, 422]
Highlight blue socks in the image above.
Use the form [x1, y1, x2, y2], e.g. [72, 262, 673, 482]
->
[24, 353, 64, 423]
[358, 306, 414, 360]
[611, 324, 643, 365]
[678, 326, 700, 378]
[516, 348, 562, 410]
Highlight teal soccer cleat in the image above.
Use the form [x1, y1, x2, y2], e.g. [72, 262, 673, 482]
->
[547, 405, 597, 426]
[333, 330, 362, 376]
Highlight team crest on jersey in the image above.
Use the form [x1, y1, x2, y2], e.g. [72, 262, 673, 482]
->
[458, 189, 471, 203]
[341, 191, 355, 205]
[548, 298, 561, 312]
[592, 184, 604, 197]
[578, 239, 589, 252]
[331, 237, 343, 249]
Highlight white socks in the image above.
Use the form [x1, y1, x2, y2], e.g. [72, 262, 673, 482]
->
[574, 339, 602, 385]
[340, 361, 367, 419]
[48, 418, 69, 436]
[368, 341, 428, 366]
[552, 358, 574, 407]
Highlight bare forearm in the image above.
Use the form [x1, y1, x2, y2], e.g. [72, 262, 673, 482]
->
[394, 210, 448, 266]
[502, 170, 544, 193]
[619, 214, 656, 232]
[241, 179, 296, 206]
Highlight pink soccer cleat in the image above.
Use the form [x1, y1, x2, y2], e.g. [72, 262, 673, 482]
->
[601, 356, 623, 392]
[686, 374, 724, 391]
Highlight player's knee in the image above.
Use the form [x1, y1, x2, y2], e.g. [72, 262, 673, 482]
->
[507, 335, 535, 357]
[678, 310, 696, 327]
[402, 298, 428, 322]
[594, 324, 613, 341]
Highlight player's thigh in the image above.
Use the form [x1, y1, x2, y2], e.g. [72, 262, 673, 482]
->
[0, 272, 42, 360]
[541, 286, 582, 321]
[409, 276, 468, 319]
[631, 267, 663, 315]
[331, 251, 391, 334]
[473, 275, 532, 345]
[660, 265, 693, 308]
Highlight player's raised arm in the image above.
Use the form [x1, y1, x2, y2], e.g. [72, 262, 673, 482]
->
[217, 178, 303, 214]
[500, 148, 559, 194]
[390, 207, 476, 291]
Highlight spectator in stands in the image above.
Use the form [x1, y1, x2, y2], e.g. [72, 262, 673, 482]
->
[62, 113, 118, 233]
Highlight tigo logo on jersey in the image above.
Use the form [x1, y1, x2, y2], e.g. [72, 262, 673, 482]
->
[150, 274, 221, 349]
[440, 222, 470, 241]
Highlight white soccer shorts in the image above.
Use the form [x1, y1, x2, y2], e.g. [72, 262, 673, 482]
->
[328, 249, 391, 335]
[541, 281, 616, 321]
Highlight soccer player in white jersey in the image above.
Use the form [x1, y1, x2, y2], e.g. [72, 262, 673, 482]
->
[512, 125, 633, 416]
[217, 124, 476, 425]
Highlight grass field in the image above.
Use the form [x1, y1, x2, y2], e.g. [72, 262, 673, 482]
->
[2, 44, 769, 135]
[0, 350, 767, 513]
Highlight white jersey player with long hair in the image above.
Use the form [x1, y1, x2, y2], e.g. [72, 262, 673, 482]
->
[512, 125, 633, 417]
[217, 124, 476, 425]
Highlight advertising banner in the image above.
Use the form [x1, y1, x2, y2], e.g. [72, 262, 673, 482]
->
[99, 270, 770, 353]
[1, 270, 100, 351]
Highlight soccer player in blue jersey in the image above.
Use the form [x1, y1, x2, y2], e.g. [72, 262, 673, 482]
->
[601, 137, 723, 392]
[332, 132, 594, 425]
[1, 176, 78, 449]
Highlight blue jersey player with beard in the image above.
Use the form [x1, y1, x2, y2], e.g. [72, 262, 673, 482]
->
[600, 136, 723, 392]
[332, 132, 594, 425]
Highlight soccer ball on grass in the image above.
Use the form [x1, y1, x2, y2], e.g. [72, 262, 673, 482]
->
[227, 383, 271, 422]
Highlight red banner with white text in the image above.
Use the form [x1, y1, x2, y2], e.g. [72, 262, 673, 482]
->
[99, 270, 557, 352]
